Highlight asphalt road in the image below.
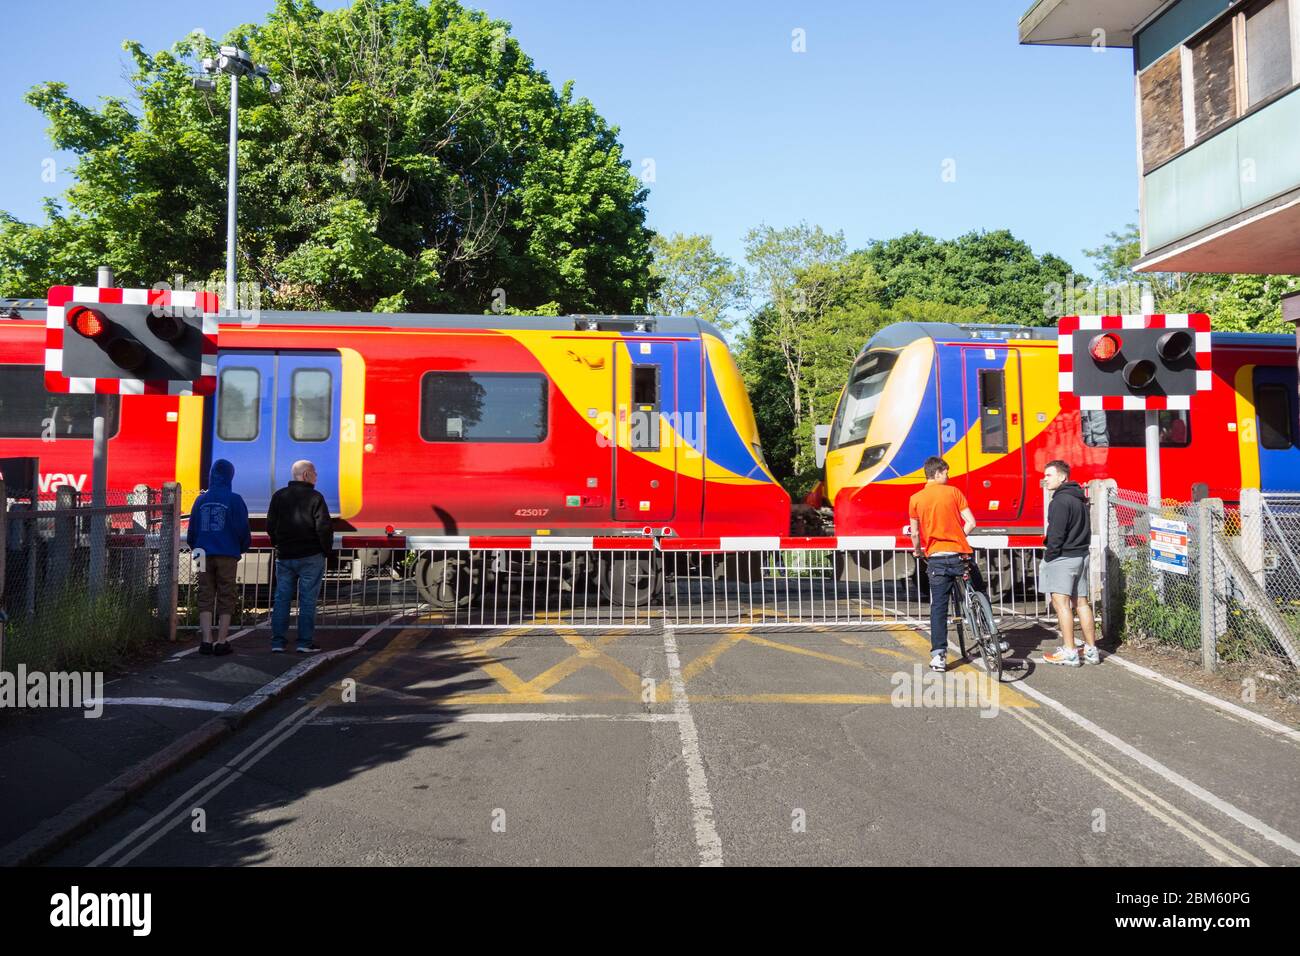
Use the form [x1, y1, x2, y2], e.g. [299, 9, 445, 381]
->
[50, 621, 1300, 867]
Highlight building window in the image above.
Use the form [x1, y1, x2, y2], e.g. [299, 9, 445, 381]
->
[1245, 0, 1294, 108]
[1256, 383, 1295, 449]
[217, 367, 260, 441]
[419, 372, 548, 443]
[1190, 14, 1238, 139]
[290, 369, 332, 442]
[0, 364, 120, 439]
[1081, 410, 1192, 448]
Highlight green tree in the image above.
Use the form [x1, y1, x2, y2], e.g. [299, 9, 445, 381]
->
[647, 232, 746, 331]
[0, 0, 654, 315]
[863, 229, 1077, 325]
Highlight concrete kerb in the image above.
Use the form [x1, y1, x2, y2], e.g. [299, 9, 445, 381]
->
[0, 644, 360, 868]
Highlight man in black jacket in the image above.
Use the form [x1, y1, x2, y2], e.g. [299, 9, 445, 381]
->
[266, 459, 333, 653]
[1040, 460, 1098, 666]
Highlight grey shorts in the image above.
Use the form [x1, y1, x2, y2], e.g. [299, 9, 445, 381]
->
[1039, 554, 1089, 598]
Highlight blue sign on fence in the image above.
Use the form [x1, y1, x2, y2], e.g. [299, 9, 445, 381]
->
[1150, 517, 1189, 576]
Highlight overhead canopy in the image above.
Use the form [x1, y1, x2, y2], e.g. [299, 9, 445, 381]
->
[1019, 0, 1168, 47]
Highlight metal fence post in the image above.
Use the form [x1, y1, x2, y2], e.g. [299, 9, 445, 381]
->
[158, 482, 181, 642]
[52, 485, 77, 593]
[1239, 487, 1265, 590]
[1198, 497, 1223, 672]
[1091, 478, 1118, 641]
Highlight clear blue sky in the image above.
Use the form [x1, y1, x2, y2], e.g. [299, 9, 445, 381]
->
[0, 0, 1139, 276]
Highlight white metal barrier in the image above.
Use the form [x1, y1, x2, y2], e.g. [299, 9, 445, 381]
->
[181, 534, 1051, 632]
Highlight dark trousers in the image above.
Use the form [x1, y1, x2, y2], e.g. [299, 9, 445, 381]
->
[926, 554, 986, 654]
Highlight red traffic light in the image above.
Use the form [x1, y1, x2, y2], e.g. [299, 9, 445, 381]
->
[1089, 332, 1122, 363]
[67, 305, 108, 340]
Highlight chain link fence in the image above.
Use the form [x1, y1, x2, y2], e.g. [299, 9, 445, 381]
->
[0, 481, 180, 673]
[1103, 485, 1300, 700]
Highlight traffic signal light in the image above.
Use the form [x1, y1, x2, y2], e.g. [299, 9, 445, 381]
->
[46, 286, 218, 395]
[1058, 315, 1211, 410]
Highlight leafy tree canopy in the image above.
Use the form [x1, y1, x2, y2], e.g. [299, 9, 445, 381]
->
[0, 0, 655, 315]
[647, 232, 746, 331]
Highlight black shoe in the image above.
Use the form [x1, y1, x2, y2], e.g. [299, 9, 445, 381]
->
[213, 643, 233, 656]
[296, 644, 322, 654]
[199, 642, 215, 656]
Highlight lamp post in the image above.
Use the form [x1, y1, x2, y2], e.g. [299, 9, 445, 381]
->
[193, 47, 281, 315]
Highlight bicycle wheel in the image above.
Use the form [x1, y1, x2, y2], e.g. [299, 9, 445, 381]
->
[968, 590, 1002, 682]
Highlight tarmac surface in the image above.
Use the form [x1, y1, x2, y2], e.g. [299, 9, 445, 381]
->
[19, 618, 1299, 867]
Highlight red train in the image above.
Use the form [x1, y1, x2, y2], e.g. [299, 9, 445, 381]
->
[820, 321, 1300, 536]
[0, 301, 790, 603]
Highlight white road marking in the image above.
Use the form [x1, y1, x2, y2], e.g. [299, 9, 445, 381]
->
[1010, 706, 1262, 866]
[112, 706, 320, 867]
[310, 712, 681, 725]
[89, 703, 315, 867]
[89, 611, 409, 866]
[86, 697, 231, 712]
[1103, 652, 1300, 744]
[1011, 672, 1300, 860]
[663, 626, 723, 867]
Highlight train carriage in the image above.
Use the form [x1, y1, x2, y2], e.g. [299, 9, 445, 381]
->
[823, 321, 1300, 537]
[0, 303, 790, 604]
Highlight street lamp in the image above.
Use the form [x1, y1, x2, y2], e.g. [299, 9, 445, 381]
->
[192, 46, 281, 315]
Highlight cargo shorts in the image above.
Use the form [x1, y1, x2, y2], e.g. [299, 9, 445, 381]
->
[197, 554, 241, 616]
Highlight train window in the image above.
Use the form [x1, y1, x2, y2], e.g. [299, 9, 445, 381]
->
[217, 368, 260, 441]
[1081, 410, 1191, 447]
[420, 372, 548, 443]
[978, 369, 1008, 455]
[0, 363, 119, 439]
[1256, 384, 1294, 450]
[290, 369, 332, 442]
[830, 352, 897, 450]
[630, 365, 660, 451]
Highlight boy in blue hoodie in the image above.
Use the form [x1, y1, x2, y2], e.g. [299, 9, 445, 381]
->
[186, 459, 252, 655]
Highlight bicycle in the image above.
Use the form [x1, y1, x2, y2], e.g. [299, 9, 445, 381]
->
[950, 556, 1004, 682]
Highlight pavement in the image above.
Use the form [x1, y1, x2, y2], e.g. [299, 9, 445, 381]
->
[7, 614, 1295, 867]
[0, 624, 378, 865]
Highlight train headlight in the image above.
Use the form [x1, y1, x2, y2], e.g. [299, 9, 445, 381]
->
[856, 443, 891, 473]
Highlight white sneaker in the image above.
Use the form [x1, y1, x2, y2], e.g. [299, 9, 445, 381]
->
[998, 638, 1010, 653]
[1083, 645, 1101, 665]
[930, 652, 947, 673]
[1043, 646, 1082, 667]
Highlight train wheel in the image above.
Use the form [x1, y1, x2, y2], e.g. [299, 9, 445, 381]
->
[414, 553, 473, 609]
[599, 555, 660, 608]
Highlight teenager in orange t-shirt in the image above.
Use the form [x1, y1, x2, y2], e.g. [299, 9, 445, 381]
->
[908, 456, 1000, 672]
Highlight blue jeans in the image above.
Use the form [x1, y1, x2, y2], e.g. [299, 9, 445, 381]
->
[271, 554, 326, 650]
[926, 554, 986, 655]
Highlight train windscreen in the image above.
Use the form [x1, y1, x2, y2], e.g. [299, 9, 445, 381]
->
[829, 352, 897, 450]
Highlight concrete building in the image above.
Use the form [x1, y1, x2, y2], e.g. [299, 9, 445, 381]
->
[1020, 0, 1300, 275]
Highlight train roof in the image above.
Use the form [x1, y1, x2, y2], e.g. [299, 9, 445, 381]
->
[858, 321, 1297, 357]
[0, 299, 727, 340]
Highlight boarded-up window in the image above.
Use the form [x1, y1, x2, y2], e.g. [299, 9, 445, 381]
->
[1245, 0, 1293, 107]
[1191, 16, 1238, 139]
[1140, 49, 1185, 172]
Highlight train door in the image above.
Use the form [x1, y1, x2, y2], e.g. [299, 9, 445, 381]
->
[211, 351, 342, 513]
[612, 341, 677, 521]
[1253, 366, 1300, 491]
[961, 347, 1025, 525]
